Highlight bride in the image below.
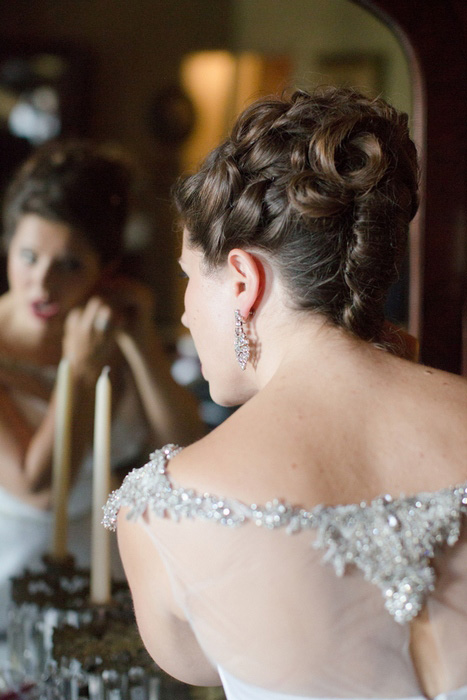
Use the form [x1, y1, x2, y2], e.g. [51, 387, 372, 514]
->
[105, 87, 467, 700]
[0, 139, 202, 629]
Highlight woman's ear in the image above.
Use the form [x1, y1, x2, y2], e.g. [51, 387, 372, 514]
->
[227, 249, 265, 317]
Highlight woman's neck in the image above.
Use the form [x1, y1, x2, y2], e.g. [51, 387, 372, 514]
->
[252, 309, 367, 392]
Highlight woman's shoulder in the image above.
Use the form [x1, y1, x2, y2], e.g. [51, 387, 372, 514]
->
[160, 398, 324, 507]
[104, 396, 302, 531]
[109, 353, 467, 526]
[172, 359, 467, 504]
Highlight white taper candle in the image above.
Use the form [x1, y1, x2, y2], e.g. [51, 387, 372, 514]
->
[90, 365, 112, 604]
[51, 357, 73, 560]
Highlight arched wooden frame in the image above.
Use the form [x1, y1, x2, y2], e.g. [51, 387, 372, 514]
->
[357, 0, 467, 374]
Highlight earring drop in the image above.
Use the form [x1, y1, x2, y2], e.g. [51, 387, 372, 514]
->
[234, 309, 250, 371]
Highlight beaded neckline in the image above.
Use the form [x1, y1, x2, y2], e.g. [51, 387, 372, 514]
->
[103, 444, 467, 625]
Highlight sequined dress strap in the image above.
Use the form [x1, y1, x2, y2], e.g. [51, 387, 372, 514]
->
[103, 444, 467, 624]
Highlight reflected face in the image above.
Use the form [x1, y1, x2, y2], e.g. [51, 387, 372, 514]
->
[179, 232, 240, 406]
[7, 214, 102, 331]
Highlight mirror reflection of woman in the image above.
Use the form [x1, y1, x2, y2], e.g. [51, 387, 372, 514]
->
[106, 88, 467, 700]
[0, 140, 202, 628]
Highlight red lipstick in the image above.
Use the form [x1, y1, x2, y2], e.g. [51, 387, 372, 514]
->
[31, 299, 60, 320]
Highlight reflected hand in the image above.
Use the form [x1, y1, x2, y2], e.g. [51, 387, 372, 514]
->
[97, 276, 156, 344]
[63, 296, 118, 382]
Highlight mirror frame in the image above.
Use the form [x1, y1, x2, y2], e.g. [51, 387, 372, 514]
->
[358, 0, 467, 374]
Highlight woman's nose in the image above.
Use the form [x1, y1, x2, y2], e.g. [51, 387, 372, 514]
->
[181, 310, 188, 329]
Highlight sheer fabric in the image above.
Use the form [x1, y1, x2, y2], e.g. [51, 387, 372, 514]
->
[104, 446, 467, 699]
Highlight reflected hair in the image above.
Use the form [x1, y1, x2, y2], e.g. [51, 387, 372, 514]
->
[3, 139, 133, 265]
[174, 87, 419, 345]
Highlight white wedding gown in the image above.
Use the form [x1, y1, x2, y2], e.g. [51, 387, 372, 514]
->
[0, 370, 148, 630]
[104, 445, 467, 700]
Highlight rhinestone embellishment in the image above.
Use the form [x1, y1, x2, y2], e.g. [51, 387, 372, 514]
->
[234, 309, 250, 371]
[103, 445, 467, 625]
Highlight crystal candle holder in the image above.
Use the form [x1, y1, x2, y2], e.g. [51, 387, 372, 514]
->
[44, 614, 160, 700]
[6, 555, 128, 682]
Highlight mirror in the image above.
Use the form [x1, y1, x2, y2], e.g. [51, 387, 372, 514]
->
[0, 0, 413, 334]
[177, 0, 412, 327]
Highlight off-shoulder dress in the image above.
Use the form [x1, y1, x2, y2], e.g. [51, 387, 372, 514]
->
[104, 445, 467, 700]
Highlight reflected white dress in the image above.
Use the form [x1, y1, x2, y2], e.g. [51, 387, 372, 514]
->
[0, 369, 148, 629]
[104, 445, 467, 700]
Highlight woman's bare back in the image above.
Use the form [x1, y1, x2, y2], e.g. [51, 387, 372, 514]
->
[162, 345, 467, 698]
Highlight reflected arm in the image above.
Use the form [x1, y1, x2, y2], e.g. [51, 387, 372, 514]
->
[117, 328, 203, 448]
[0, 371, 97, 504]
[101, 275, 204, 448]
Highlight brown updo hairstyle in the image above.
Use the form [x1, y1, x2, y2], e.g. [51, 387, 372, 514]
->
[3, 139, 132, 266]
[174, 87, 419, 345]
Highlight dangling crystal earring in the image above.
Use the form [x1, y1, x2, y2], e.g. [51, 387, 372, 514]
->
[234, 309, 250, 371]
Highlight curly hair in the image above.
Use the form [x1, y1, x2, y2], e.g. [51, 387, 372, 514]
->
[174, 87, 419, 344]
[3, 139, 133, 266]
